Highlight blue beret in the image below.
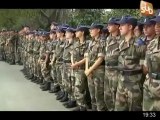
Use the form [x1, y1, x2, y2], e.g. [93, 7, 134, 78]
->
[76, 26, 89, 32]
[90, 23, 103, 30]
[142, 17, 156, 25]
[65, 27, 76, 33]
[107, 17, 120, 24]
[117, 16, 137, 26]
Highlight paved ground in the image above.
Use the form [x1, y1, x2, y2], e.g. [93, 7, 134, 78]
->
[0, 61, 70, 111]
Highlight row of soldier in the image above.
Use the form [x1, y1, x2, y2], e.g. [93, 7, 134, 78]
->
[0, 9, 160, 111]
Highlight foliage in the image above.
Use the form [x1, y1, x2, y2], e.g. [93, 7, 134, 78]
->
[0, 9, 146, 30]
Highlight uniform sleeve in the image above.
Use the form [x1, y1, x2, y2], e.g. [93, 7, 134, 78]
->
[84, 41, 91, 58]
[136, 45, 146, 65]
[97, 40, 105, 58]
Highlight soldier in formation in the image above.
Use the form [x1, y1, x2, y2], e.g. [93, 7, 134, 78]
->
[1, 10, 160, 111]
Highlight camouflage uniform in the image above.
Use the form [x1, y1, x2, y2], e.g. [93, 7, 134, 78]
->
[55, 39, 65, 90]
[85, 36, 106, 111]
[8, 32, 17, 64]
[4, 32, 10, 62]
[104, 35, 121, 111]
[72, 40, 89, 108]
[15, 34, 23, 64]
[62, 39, 76, 101]
[26, 37, 34, 78]
[114, 37, 146, 111]
[33, 38, 41, 80]
[143, 36, 160, 111]
[40, 40, 52, 82]
[23, 36, 28, 72]
[49, 40, 58, 91]
[0, 32, 6, 60]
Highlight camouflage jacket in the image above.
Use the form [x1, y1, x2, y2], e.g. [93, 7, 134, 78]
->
[55, 39, 65, 62]
[85, 36, 105, 67]
[63, 39, 76, 63]
[105, 35, 121, 67]
[118, 37, 146, 70]
[33, 40, 41, 56]
[144, 36, 160, 73]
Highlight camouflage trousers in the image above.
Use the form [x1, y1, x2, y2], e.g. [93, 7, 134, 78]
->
[0, 46, 4, 60]
[50, 65, 57, 83]
[55, 62, 63, 89]
[41, 62, 52, 81]
[37, 61, 43, 80]
[87, 66, 106, 111]
[28, 54, 34, 76]
[15, 47, 21, 63]
[74, 69, 88, 107]
[23, 51, 28, 69]
[8, 46, 15, 64]
[33, 56, 39, 77]
[62, 63, 75, 100]
[104, 69, 119, 111]
[115, 74, 143, 111]
[143, 74, 160, 111]
[21, 50, 26, 65]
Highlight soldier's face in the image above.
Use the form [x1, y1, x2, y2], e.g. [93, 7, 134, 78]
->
[107, 24, 119, 33]
[50, 33, 56, 39]
[119, 24, 130, 36]
[28, 34, 33, 39]
[35, 36, 38, 40]
[155, 22, 160, 35]
[143, 24, 155, 37]
[65, 31, 74, 39]
[90, 28, 100, 37]
[134, 26, 141, 37]
[75, 31, 83, 38]
[56, 32, 61, 39]
[24, 27, 30, 32]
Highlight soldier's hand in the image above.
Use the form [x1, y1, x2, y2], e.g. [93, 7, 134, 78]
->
[85, 69, 92, 77]
[71, 63, 78, 69]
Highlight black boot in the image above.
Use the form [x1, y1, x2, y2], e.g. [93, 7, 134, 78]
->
[40, 81, 47, 89]
[48, 82, 55, 93]
[41, 82, 51, 91]
[72, 107, 81, 111]
[37, 78, 43, 84]
[40, 79, 45, 85]
[52, 85, 60, 93]
[92, 105, 97, 111]
[56, 91, 65, 100]
[29, 74, 34, 80]
[72, 106, 87, 111]
[65, 100, 77, 108]
[55, 90, 63, 96]
[34, 77, 39, 83]
[63, 100, 70, 106]
[60, 92, 68, 102]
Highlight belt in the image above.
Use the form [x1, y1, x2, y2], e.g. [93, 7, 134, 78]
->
[90, 61, 105, 66]
[120, 69, 142, 76]
[63, 60, 71, 63]
[105, 61, 118, 66]
[57, 58, 63, 62]
[151, 73, 160, 80]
